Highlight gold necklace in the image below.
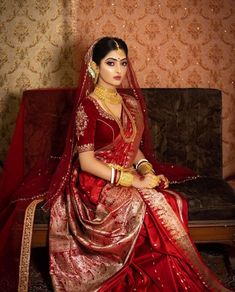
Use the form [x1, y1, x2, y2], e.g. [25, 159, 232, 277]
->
[94, 84, 122, 104]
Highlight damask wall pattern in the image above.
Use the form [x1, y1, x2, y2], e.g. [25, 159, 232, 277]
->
[0, 0, 234, 181]
[0, 0, 77, 161]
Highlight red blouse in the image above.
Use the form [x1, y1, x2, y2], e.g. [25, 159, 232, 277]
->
[75, 96, 123, 153]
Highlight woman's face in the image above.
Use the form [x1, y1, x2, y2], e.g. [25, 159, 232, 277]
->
[97, 49, 128, 89]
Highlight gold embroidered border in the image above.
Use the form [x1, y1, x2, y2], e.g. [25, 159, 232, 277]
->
[18, 198, 44, 292]
[75, 104, 89, 139]
[141, 189, 229, 292]
[166, 189, 184, 223]
[77, 143, 94, 153]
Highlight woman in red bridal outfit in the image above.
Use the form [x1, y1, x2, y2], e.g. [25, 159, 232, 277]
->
[48, 37, 229, 291]
[0, 37, 230, 291]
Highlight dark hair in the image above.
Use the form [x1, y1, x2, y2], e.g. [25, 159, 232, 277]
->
[92, 37, 128, 65]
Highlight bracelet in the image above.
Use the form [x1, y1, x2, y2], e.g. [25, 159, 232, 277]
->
[135, 158, 148, 170]
[110, 167, 115, 184]
[137, 161, 155, 175]
[114, 169, 119, 184]
[116, 170, 134, 187]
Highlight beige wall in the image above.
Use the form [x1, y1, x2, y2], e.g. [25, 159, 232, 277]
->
[1, 0, 235, 179]
[0, 0, 77, 160]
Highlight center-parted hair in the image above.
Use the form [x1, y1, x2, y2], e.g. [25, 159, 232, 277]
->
[92, 37, 128, 65]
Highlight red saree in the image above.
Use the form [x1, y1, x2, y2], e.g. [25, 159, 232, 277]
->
[49, 94, 228, 291]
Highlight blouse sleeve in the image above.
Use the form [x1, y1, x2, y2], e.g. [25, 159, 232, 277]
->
[75, 99, 97, 153]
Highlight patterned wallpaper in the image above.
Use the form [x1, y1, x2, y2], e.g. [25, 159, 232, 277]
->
[0, 0, 234, 180]
[0, 0, 77, 161]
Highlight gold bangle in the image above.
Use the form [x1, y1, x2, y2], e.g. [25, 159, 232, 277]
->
[117, 170, 134, 187]
[137, 161, 154, 175]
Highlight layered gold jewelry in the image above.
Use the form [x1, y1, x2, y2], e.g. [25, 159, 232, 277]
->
[116, 170, 134, 187]
[94, 84, 122, 104]
[94, 85, 137, 143]
[136, 159, 155, 175]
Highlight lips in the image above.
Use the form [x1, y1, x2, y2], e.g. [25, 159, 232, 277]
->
[114, 76, 121, 80]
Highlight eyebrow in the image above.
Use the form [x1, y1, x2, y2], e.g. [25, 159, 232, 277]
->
[105, 57, 127, 61]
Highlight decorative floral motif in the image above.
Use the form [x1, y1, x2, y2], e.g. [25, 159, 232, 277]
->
[59, 72, 73, 87]
[187, 69, 202, 87]
[78, 0, 95, 15]
[36, 47, 52, 68]
[208, 44, 223, 64]
[145, 70, 160, 87]
[166, 45, 181, 65]
[101, 20, 116, 36]
[57, 21, 73, 41]
[0, 48, 8, 68]
[75, 105, 89, 140]
[209, 0, 224, 14]
[168, 71, 180, 85]
[37, 21, 49, 34]
[0, 75, 6, 87]
[230, 22, 235, 38]
[188, 19, 203, 40]
[16, 48, 28, 61]
[0, 22, 5, 35]
[166, 0, 182, 14]
[35, 0, 50, 15]
[16, 72, 31, 89]
[40, 72, 51, 87]
[123, 0, 138, 15]
[0, 0, 6, 15]
[145, 19, 159, 40]
[14, 21, 29, 43]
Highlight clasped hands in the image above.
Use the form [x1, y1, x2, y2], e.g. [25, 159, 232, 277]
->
[132, 172, 169, 190]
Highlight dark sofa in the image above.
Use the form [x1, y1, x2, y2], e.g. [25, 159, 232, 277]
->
[7, 88, 235, 246]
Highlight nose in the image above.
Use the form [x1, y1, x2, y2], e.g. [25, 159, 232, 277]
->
[116, 62, 121, 74]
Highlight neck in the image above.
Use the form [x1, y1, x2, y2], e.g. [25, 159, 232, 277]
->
[97, 81, 116, 91]
[96, 84, 117, 92]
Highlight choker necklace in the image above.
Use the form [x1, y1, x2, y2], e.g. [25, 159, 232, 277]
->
[94, 84, 122, 104]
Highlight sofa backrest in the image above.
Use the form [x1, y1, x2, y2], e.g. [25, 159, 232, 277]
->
[21, 88, 222, 177]
[142, 88, 222, 177]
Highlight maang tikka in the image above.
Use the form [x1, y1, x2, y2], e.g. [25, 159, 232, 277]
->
[88, 60, 99, 84]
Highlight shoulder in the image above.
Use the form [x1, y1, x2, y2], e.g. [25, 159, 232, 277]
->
[76, 96, 98, 116]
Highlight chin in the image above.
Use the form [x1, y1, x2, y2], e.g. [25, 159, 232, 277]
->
[101, 78, 123, 88]
[112, 80, 123, 87]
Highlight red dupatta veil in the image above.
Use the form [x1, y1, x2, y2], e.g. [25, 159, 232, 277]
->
[0, 38, 196, 291]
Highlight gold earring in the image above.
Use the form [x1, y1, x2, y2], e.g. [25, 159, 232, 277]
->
[88, 60, 99, 84]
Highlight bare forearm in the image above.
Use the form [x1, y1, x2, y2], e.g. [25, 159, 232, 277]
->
[79, 151, 111, 181]
[133, 149, 145, 166]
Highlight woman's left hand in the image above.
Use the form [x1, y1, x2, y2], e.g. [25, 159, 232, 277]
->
[144, 173, 169, 189]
